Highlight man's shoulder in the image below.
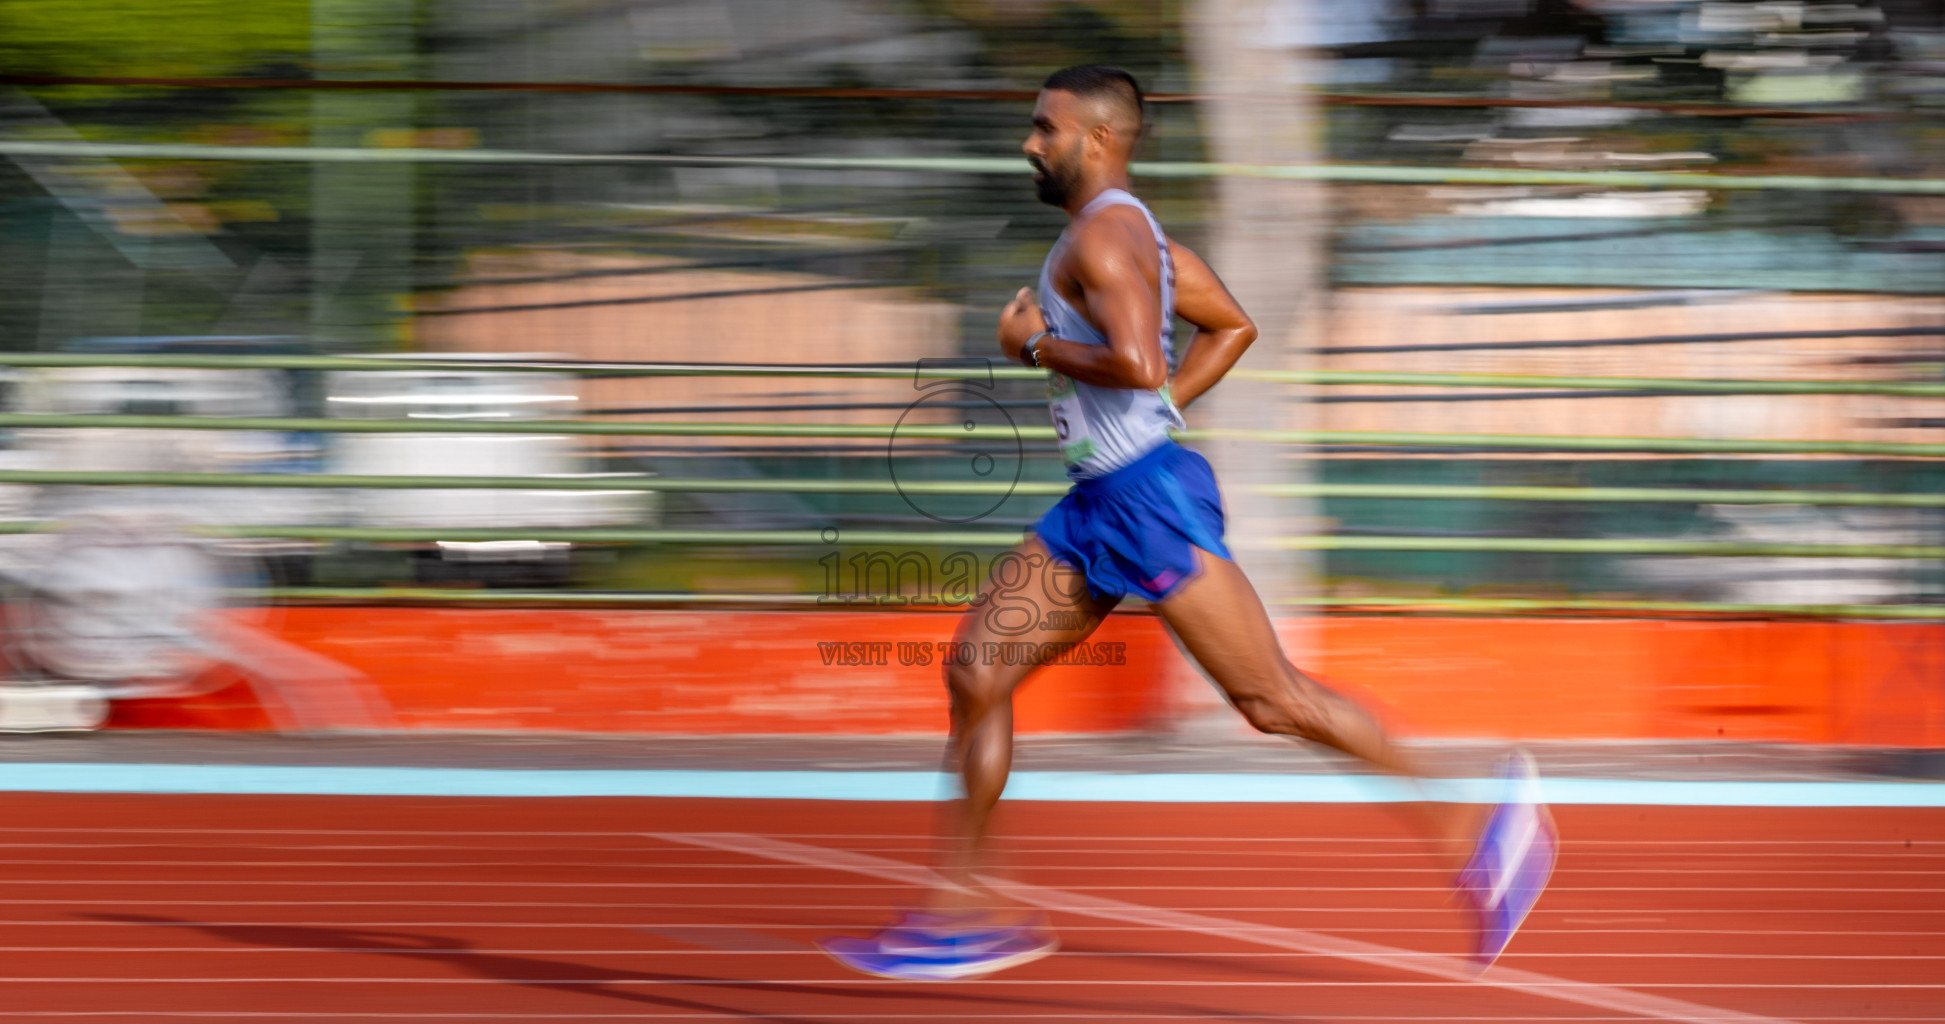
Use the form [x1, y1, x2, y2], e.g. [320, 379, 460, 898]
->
[1067, 203, 1159, 268]
[1076, 200, 1153, 238]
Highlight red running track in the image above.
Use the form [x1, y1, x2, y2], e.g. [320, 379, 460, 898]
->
[0, 793, 1933, 1022]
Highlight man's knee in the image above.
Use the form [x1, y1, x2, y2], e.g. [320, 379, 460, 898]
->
[945, 659, 1012, 710]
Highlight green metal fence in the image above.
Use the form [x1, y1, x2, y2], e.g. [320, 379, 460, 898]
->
[5, 140, 1945, 195]
[0, 347, 1939, 616]
[3, 142, 1939, 618]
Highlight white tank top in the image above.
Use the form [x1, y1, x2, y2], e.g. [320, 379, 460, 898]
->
[1036, 188, 1186, 480]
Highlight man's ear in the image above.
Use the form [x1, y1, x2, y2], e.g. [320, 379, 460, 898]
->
[1086, 121, 1115, 158]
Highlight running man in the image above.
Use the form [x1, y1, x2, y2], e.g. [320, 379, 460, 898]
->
[821, 64, 1555, 980]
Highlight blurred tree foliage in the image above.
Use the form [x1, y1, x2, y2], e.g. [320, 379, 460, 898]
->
[913, 0, 1182, 84]
[0, 0, 309, 81]
[0, 0, 315, 345]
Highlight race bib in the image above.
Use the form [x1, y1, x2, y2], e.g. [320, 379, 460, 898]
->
[1046, 372, 1097, 467]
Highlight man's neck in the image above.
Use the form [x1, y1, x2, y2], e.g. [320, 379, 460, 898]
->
[1063, 172, 1134, 218]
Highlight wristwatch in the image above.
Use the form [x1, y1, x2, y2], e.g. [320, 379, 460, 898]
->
[1023, 330, 1051, 368]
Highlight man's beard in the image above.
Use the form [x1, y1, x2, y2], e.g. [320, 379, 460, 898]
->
[1031, 151, 1081, 208]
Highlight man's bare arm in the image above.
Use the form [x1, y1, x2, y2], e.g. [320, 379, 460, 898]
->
[1165, 239, 1257, 410]
[997, 207, 1168, 390]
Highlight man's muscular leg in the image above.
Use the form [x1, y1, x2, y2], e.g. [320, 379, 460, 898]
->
[1153, 546, 1480, 867]
[939, 537, 1115, 905]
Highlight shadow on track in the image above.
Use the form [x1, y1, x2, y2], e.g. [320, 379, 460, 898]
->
[84, 913, 1312, 1022]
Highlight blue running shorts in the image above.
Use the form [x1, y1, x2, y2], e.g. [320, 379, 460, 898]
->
[1030, 440, 1231, 603]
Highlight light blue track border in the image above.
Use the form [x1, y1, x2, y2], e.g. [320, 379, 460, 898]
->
[0, 764, 1938, 807]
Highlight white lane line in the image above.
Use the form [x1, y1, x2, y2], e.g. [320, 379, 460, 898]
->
[0, 1012, 1913, 1020]
[0, 1016, 1804, 1021]
[0, 947, 1936, 962]
[1, 863, 1932, 879]
[0, 1012, 1895, 1021]
[0, 878, 1937, 897]
[0, 1012, 1789, 1020]
[0, 763, 1939, 806]
[805, 856, 1945, 864]
[0, 1013, 1794, 1021]
[17, 922, 1945, 945]
[15, 920, 1945, 938]
[6, 859, 1943, 879]
[0, 1015, 1788, 1021]
[2, 897, 1939, 915]
[657, 832, 1805, 1024]
[0, 985, 1913, 992]
[0, 844, 1929, 860]
[0, 1012, 1781, 1020]
[6, 858, 1940, 877]
[0, 825, 1930, 847]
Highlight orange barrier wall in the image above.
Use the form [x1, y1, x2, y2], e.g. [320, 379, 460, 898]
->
[110, 609, 1176, 736]
[1308, 618, 1945, 747]
[108, 608, 1945, 746]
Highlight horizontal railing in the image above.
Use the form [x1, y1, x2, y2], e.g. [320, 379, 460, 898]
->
[1, 352, 1940, 397]
[6, 139, 1945, 194]
[253, 587, 1945, 620]
[0, 75, 1887, 121]
[0, 520, 1922, 558]
[2, 414, 1938, 457]
[4, 470, 1943, 509]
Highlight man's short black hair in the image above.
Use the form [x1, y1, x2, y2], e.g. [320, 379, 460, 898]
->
[1042, 64, 1144, 135]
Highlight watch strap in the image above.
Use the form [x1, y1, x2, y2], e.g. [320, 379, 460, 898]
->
[1023, 330, 1051, 367]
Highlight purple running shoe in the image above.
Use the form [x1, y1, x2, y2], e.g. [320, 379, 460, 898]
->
[819, 909, 1057, 981]
[1457, 750, 1558, 969]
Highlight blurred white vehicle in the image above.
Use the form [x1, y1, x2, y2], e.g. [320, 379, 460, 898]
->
[325, 355, 653, 564]
[8, 364, 335, 532]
